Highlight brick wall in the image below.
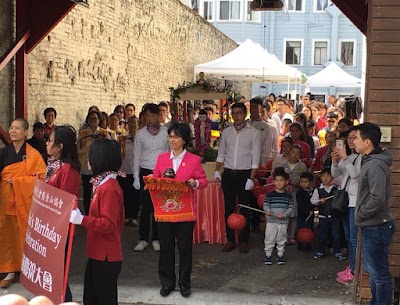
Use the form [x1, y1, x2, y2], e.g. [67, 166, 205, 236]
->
[0, 0, 15, 129]
[17, 0, 240, 129]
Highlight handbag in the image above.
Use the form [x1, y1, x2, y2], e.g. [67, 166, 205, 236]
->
[331, 155, 359, 214]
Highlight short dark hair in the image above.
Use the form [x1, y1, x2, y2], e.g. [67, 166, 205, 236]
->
[100, 111, 109, 126]
[231, 102, 246, 112]
[168, 123, 192, 149]
[327, 113, 339, 119]
[338, 117, 353, 128]
[44, 107, 57, 118]
[272, 167, 289, 180]
[300, 172, 314, 182]
[85, 110, 101, 124]
[269, 93, 276, 99]
[290, 122, 303, 132]
[125, 103, 135, 110]
[320, 167, 332, 176]
[281, 136, 294, 146]
[114, 105, 125, 114]
[33, 122, 45, 130]
[357, 122, 381, 149]
[199, 109, 207, 116]
[262, 102, 270, 111]
[53, 125, 81, 172]
[204, 106, 214, 113]
[290, 144, 302, 153]
[159, 101, 169, 109]
[282, 118, 292, 126]
[89, 139, 122, 176]
[250, 97, 263, 105]
[14, 118, 29, 130]
[144, 103, 160, 115]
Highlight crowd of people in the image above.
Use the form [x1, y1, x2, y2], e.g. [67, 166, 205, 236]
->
[0, 93, 395, 305]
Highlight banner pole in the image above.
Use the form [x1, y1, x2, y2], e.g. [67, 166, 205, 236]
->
[62, 198, 78, 302]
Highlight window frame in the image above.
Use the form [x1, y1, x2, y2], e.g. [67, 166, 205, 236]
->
[311, 39, 330, 66]
[313, 0, 332, 13]
[217, 0, 242, 22]
[283, 38, 304, 66]
[245, 0, 261, 23]
[200, 0, 215, 21]
[338, 39, 357, 67]
[285, 0, 305, 13]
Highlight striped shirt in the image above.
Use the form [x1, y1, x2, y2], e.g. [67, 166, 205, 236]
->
[263, 190, 294, 224]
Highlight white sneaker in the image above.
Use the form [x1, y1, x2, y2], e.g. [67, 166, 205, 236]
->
[134, 240, 148, 251]
[131, 219, 138, 226]
[152, 240, 160, 252]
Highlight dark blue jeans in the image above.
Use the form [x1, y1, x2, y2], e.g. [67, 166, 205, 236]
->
[341, 207, 357, 273]
[361, 220, 394, 305]
[318, 217, 342, 255]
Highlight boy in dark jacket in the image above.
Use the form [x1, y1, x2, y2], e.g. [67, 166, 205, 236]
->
[296, 172, 315, 251]
[310, 168, 343, 260]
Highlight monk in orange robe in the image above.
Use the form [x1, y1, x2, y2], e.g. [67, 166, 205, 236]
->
[0, 119, 46, 288]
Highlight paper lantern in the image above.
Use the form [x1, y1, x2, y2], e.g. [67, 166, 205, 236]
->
[227, 213, 246, 231]
[253, 186, 267, 199]
[257, 194, 266, 208]
[297, 228, 315, 244]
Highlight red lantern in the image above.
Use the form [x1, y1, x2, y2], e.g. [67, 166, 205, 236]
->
[257, 194, 266, 208]
[253, 186, 267, 199]
[227, 213, 246, 231]
[296, 228, 315, 244]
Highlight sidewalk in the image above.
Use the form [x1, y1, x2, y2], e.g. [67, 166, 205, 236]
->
[2, 224, 354, 304]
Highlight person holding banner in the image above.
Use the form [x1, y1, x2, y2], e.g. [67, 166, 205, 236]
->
[152, 123, 208, 298]
[69, 139, 124, 305]
[0, 119, 46, 288]
[45, 125, 81, 302]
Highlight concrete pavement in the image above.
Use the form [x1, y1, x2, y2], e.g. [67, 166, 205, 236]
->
[1, 222, 354, 304]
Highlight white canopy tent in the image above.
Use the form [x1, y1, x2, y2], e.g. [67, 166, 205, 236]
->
[194, 39, 306, 84]
[306, 62, 362, 88]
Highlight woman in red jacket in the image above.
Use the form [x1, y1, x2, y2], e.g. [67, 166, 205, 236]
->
[153, 123, 208, 298]
[69, 139, 124, 305]
[45, 125, 80, 302]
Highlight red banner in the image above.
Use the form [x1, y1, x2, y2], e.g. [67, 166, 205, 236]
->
[20, 179, 77, 304]
[144, 176, 195, 222]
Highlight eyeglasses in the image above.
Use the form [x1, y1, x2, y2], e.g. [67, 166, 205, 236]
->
[231, 111, 244, 116]
[168, 135, 181, 139]
[327, 120, 336, 123]
[347, 136, 357, 141]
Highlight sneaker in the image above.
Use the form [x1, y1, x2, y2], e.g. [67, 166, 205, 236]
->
[335, 253, 346, 261]
[336, 271, 355, 284]
[152, 240, 160, 252]
[277, 256, 285, 265]
[313, 252, 325, 259]
[134, 240, 148, 251]
[337, 265, 350, 277]
[264, 256, 272, 265]
[130, 219, 138, 226]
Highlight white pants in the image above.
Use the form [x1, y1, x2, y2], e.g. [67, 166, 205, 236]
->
[264, 222, 288, 257]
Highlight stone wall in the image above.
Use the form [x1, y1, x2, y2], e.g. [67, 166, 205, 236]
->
[0, 0, 15, 129]
[20, 0, 240, 129]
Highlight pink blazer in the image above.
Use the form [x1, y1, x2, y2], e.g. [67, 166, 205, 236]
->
[153, 151, 208, 220]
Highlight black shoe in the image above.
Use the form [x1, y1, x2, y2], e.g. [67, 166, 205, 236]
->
[160, 286, 175, 297]
[180, 285, 191, 298]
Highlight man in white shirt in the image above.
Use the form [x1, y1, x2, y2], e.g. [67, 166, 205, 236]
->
[271, 98, 293, 132]
[262, 102, 279, 158]
[133, 104, 169, 252]
[214, 103, 261, 253]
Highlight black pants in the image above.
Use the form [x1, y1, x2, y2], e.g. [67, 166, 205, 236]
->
[158, 221, 195, 289]
[82, 174, 93, 215]
[117, 174, 140, 219]
[221, 169, 251, 243]
[318, 217, 342, 255]
[83, 258, 122, 305]
[139, 168, 158, 242]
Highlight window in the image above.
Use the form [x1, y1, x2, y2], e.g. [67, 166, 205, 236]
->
[313, 40, 328, 65]
[339, 40, 356, 66]
[314, 0, 332, 12]
[286, 0, 303, 12]
[246, 0, 261, 22]
[202, 0, 214, 20]
[219, 0, 241, 20]
[285, 40, 303, 65]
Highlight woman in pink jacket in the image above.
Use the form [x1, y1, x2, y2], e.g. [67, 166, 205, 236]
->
[153, 123, 208, 298]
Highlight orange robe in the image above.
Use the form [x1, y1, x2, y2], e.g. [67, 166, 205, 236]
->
[0, 144, 46, 273]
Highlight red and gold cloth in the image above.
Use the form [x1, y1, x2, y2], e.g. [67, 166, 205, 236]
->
[144, 176, 195, 222]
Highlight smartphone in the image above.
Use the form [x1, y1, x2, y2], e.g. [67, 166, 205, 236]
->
[336, 139, 344, 150]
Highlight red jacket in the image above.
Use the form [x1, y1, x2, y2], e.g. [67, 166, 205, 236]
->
[153, 151, 208, 219]
[81, 177, 124, 261]
[46, 163, 80, 197]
